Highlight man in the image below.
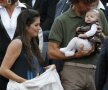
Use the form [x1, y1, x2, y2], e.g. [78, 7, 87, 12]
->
[39, 0, 59, 31]
[48, 0, 108, 90]
[39, 0, 59, 42]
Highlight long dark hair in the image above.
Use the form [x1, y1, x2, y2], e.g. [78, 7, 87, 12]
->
[15, 9, 44, 68]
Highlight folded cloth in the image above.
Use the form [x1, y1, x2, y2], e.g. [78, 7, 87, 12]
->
[7, 67, 64, 90]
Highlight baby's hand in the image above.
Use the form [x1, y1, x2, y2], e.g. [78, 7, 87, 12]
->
[76, 27, 81, 31]
[78, 34, 87, 38]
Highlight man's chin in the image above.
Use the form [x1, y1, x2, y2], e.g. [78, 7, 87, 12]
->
[80, 11, 86, 15]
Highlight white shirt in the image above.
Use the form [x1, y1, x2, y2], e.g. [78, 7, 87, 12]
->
[85, 24, 97, 37]
[32, 0, 36, 7]
[106, 3, 108, 6]
[97, 0, 105, 10]
[0, 1, 27, 40]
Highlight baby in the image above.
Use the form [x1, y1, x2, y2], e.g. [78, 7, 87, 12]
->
[60, 9, 103, 56]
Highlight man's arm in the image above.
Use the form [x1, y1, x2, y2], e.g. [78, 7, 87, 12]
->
[48, 42, 94, 60]
[48, 42, 66, 60]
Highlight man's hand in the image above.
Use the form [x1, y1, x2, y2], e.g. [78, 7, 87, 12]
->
[74, 45, 95, 58]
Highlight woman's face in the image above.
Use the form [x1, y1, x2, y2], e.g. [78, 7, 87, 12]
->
[26, 17, 41, 39]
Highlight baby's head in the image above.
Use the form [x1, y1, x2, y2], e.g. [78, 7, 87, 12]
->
[85, 9, 99, 23]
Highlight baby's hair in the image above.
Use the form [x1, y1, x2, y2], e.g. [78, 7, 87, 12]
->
[91, 9, 99, 14]
[87, 9, 100, 20]
[88, 9, 99, 15]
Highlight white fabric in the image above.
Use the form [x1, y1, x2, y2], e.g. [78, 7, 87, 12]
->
[7, 68, 64, 90]
[97, 0, 105, 10]
[85, 24, 97, 37]
[32, 0, 36, 7]
[38, 28, 43, 52]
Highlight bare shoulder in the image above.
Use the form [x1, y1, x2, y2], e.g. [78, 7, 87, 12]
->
[11, 39, 22, 45]
[8, 39, 22, 50]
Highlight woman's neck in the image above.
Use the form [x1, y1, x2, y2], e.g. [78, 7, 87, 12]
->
[5, 3, 17, 17]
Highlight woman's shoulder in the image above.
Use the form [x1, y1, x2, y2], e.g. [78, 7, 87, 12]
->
[6, 38, 23, 56]
[9, 38, 22, 49]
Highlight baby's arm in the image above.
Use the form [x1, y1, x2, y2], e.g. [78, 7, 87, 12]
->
[78, 24, 97, 38]
[84, 24, 97, 37]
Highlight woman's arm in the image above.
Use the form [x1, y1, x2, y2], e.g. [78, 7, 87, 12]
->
[0, 39, 26, 83]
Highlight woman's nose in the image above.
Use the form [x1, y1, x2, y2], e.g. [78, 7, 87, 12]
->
[37, 25, 41, 30]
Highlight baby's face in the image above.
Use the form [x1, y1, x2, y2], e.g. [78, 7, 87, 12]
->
[85, 11, 98, 23]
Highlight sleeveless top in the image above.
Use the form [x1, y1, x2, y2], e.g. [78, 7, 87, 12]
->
[11, 38, 42, 79]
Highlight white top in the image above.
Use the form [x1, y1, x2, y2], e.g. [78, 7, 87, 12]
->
[0, 1, 27, 40]
[97, 0, 105, 10]
[32, 0, 36, 7]
[106, 3, 108, 6]
[85, 24, 97, 37]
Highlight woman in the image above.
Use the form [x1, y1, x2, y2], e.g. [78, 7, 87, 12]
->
[0, 9, 52, 85]
[0, 0, 30, 89]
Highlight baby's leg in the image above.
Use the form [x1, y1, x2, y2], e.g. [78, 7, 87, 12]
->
[75, 38, 92, 52]
[64, 49, 76, 56]
[63, 37, 92, 56]
[60, 48, 67, 53]
[60, 37, 78, 55]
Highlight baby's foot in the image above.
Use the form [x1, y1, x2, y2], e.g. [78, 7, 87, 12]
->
[65, 51, 75, 56]
[60, 48, 67, 53]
